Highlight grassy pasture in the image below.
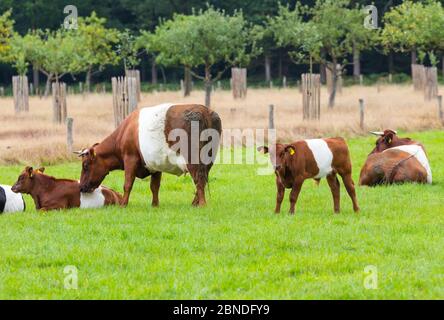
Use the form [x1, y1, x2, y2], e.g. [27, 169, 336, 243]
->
[0, 130, 443, 299]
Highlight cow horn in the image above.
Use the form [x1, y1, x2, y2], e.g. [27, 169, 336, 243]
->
[369, 131, 384, 136]
[73, 149, 88, 157]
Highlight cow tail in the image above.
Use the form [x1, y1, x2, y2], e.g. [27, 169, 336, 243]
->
[386, 152, 417, 184]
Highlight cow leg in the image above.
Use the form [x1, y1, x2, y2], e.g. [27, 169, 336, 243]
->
[188, 164, 207, 207]
[340, 173, 360, 213]
[289, 180, 303, 214]
[275, 178, 285, 214]
[150, 172, 162, 207]
[327, 174, 341, 213]
[122, 158, 138, 207]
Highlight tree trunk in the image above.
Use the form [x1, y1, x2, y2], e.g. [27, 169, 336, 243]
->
[85, 66, 92, 93]
[44, 73, 53, 97]
[151, 58, 158, 85]
[388, 51, 394, 74]
[204, 65, 212, 107]
[160, 66, 167, 84]
[411, 49, 417, 65]
[33, 66, 39, 95]
[184, 66, 192, 96]
[265, 54, 271, 82]
[320, 48, 327, 84]
[353, 42, 360, 81]
[328, 59, 338, 108]
[278, 50, 283, 79]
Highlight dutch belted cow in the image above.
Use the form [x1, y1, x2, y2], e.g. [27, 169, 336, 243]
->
[77, 103, 222, 207]
[258, 138, 360, 214]
[11, 167, 122, 211]
[359, 130, 432, 186]
[0, 184, 25, 214]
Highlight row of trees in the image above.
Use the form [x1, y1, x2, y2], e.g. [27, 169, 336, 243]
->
[1, 1, 444, 107]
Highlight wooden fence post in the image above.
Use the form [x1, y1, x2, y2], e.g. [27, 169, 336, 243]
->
[12, 75, 29, 113]
[125, 69, 141, 102]
[268, 104, 275, 129]
[231, 68, 247, 99]
[302, 73, 321, 120]
[0, 86, 4, 97]
[359, 98, 365, 130]
[112, 76, 138, 128]
[359, 75, 363, 86]
[52, 82, 67, 124]
[424, 67, 438, 101]
[66, 117, 74, 154]
[283, 76, 287, 89]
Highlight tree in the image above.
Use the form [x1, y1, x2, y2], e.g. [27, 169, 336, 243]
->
[117, 29, 140, 72]
[75, 12, 120, 92]
[144, 6, 259, 107]
[0, 10, 13, 61]
[20, 29, 84, 96]
[381, 0, 444, 67]
[269, 1, 375, 108]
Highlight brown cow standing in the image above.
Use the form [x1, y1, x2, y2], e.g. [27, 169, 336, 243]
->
[11, 167, 122, 211]
[258, 138, 360, 214]
[77, 103, 222, 207]
[360, 130, 432, 186]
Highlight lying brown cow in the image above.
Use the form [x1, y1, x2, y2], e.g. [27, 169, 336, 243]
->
[11, 167, 122, 211]
[359, 149, 428, 186]
[258, 138, 360, 214]
[360, 130, 432, 185]
[76, 103, 222, 207]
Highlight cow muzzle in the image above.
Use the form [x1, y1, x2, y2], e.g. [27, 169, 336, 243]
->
[80, 184, 94, 193]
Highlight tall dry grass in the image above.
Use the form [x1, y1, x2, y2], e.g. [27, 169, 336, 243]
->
[0, 84, 442, 165]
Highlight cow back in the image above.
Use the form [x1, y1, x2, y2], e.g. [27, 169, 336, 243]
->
[0, 184, 25, 213]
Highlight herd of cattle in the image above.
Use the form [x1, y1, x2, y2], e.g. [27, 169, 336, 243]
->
[0, 103, 433, 215]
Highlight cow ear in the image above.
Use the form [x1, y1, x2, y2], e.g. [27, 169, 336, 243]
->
[285, 145, 296, 156]
[90, 147, 96, 159]
[37, 167, 45, 174]
[26, 166, 33, 178]
[257, 146, 269, 154]
[384, 132, 394, 144]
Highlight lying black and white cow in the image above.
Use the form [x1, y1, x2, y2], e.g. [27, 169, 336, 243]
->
[0, 184, 25, 214]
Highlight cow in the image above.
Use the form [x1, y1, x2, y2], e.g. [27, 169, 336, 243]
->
[0, 184, 25, 214]
[76, 103, 222, 208]
[359, 149, 428, 186]
[369, 129, 424, 154]
[258, 138, 360, 214]
[11, 167, 122, 211]
[361, 129, 432, 185]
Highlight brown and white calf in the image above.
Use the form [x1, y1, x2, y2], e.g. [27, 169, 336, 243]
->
[76, 103, 222, 208]
[258, 138, 360, 214]
[11, 167, 122, 211]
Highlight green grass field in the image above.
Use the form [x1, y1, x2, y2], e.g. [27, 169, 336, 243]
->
[0, 131, 443, 299]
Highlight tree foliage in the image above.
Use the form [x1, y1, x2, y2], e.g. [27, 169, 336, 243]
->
[74, 12, 120, 75]
[143, 6, 259, 106]
[381, 0, 444, 66]
[0, 9, 13, 61]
